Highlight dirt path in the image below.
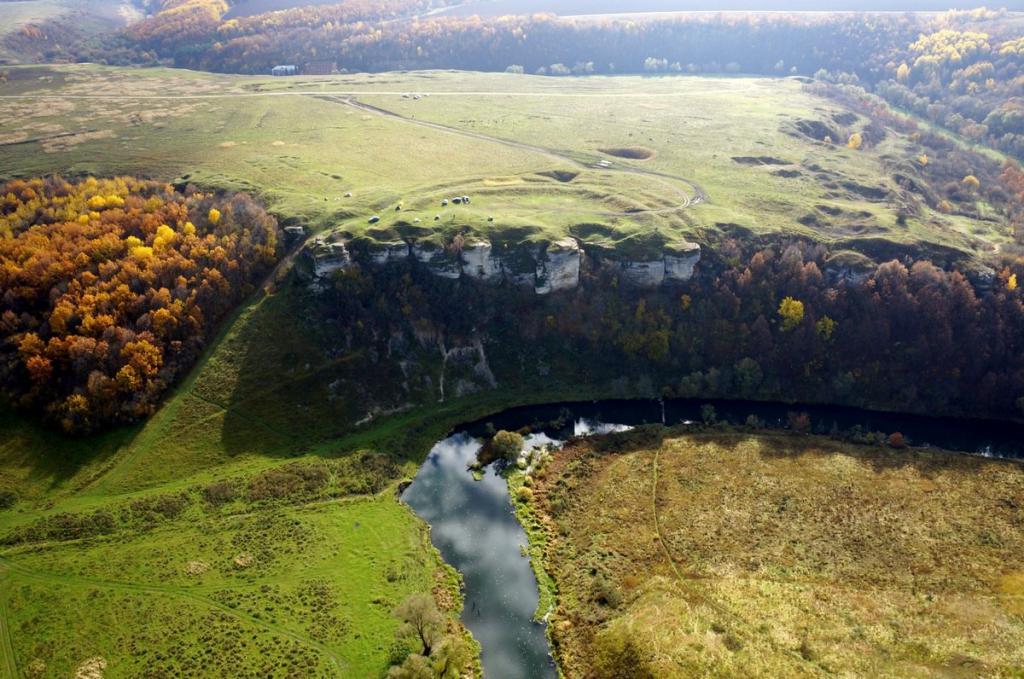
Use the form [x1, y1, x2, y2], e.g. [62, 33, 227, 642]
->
[0, 570, 17, 679]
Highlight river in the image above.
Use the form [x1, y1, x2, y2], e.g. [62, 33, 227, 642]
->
[401, 398, 1024, 678]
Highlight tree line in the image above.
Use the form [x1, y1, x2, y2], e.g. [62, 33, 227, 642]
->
[0, 177, 280, 431]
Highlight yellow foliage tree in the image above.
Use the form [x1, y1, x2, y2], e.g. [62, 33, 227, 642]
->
[1009, 273, 1018, 291]
[962, 174, 980, 191]
[130, 245, 154, 260]
[208, 208, 221, 225]
[847, 133, 863, 150]
[778, 297, 805, 331]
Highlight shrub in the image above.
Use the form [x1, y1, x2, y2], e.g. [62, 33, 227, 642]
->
[247, 463, 329, 501]
[0, 490, 18, 510]
[202, 481, 238, 506]
[491, 430, 524, 462]
[129, 493, 190, 521]
[516, 486, 534, 503]
[887, 432, 907, 448]
[591, 576, 622, 609]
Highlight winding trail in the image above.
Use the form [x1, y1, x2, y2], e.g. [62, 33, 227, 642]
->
[328, 94, 708, 214]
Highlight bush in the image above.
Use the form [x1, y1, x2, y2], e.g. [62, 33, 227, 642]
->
[0, 490, 18, 510]
[129, 493, 190, 521]
[591, 575, 622, 609]
[516, 486, 534, 503]
[491, 430, 524, 462]
[248, 463, 329, 501]
[887, 432, 907, 448]
[202, 481, 238, 506]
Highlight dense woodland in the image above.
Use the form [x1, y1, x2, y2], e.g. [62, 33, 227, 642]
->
[318, 236, 1024, 424]
[0, 177, 280, 431]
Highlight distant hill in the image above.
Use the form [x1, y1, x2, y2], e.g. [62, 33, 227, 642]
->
[437, 0, 1004, 17]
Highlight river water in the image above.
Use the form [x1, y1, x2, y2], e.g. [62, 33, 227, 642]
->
[401, 398, 1024, 678]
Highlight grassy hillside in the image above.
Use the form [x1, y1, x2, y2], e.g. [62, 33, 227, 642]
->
[0, 0, 140, 64]
[0, 278, 492, 677]
[0, 66, 1012, 261]
[525, 429, 1024, 678]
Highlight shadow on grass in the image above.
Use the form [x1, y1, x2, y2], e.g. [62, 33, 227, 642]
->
[694, 428, 1023, 477]
[0, 404, 143, 499]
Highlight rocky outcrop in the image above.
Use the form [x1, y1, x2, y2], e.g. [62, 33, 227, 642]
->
[823, 251, 874, 286]
[664, 243, 701, 282]
[608, 242, 702, 288]
[460, 240, 502, 281]
[308, 239, 351, 280]
[412, 242, 461, 279]
[618, 259, 666, 287]
[535, 238, 581, 294]
[306, 234, 700, 293]
[367, 240, 410, 266]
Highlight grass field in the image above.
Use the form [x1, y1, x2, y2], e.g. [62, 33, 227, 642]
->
[0, 65, 1011, 260]
[527, 429, 1024, 678]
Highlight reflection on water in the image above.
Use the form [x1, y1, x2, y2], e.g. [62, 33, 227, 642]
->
[401, 433, 556, 679]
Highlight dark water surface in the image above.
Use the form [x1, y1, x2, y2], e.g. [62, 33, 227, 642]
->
[467, 397, 1024, 460]
[402, 397, 1024, 678]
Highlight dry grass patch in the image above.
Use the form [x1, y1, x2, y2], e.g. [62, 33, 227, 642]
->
[533, 431, 1024, 678]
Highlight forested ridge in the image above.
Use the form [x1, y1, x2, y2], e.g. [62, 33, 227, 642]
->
[0, 177, 280, 431]
[317, 236, 1024, 423]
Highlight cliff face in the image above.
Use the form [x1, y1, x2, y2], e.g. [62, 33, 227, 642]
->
[310, 241, 352, 280]
[535, 238, 581, 294]
[305, 235, 701, 293]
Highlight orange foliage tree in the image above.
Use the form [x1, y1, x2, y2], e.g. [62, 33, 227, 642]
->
[0, 176, 279, 432]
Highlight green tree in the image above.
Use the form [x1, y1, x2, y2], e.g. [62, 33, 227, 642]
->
[815, 315, 837, 340]
[492, 430, 524, 462]
[394, 594, 445, 657]
[701, 404, 717, 425]
[734, 357, 763, 395]
[431, 635, 473, 679]
[387, 653, 433, 679]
